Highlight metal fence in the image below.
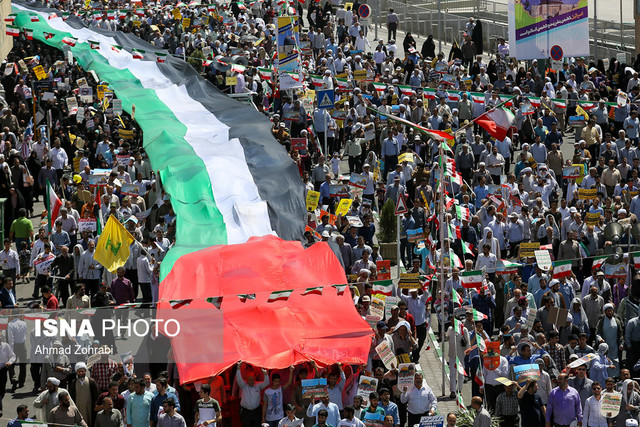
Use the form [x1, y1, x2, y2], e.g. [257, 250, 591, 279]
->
[371, 0, 634, 63]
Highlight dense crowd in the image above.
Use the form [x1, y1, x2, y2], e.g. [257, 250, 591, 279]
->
[2, 0, 640, 426]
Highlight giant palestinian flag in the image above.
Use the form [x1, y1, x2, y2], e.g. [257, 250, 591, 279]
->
[10, 1, 371, 383]
[11, 1, 306, 277]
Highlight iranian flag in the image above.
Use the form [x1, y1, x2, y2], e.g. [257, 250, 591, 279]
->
[46, 180, 62, 228]
[462, 240, 474, 255]
[4, 14, 15, 23]
[499, 95, 513, 106]
[111, 45, 122, 53]
[475, 107, 515, 142]
[592, 255, 608, 270]
[332, 284, 348, 296]
[552, 260, 573, 279]
[267, 290, 293, 302]
[529, 97, 541, 107]
[372, 82, 386, 92]
[230, 63, 246, 73]
[258, 68, 272, 80]
[284, 72, 301, 82]
[397, 85, 415, 96]
[115, 302, 143, 309]
[449, 171, 463, 186]
[119, 10, 128, 19]
[170, 299, 193, 309]
[202, 60, 213, 67]
[633, 252, 640, 269]
[135, 8, 145, 16]
[552, 98, 567, 109]
[106, 10, 116, 20]
[420, 127, 455, 141]
[446, 91, 460, 101]
[132, 49, 145, 59]
[309, 75, 324, 87]
[581, 102, 595, 110]
[497, 259, 521, 275]
[302, 287, 323, 296]
[238, 294, 256, 302]
[469, 307, 488, 320]
[372, 280, 393, 296]
[92, 11, 103, 20]
[470, 93, 485, 103]
[423, 88, 437, 99]
[5, 26, 19, 37]
[89, 40, 100, 49]
[62, 36, 77, 46]
[61, 12, 70, 20]
[30, 15, 40, 22]
[454, 205, 471, 222]
[206, 297, 223, 309]
[25, 29, 33, 40]
[451, 287, 464, 306]
[43, 32, 54, 40]
[156, 53, 167, 63]
[336, 78, 349, 90]
[461, 270, 483, 289]
[455, 356, 467, 376]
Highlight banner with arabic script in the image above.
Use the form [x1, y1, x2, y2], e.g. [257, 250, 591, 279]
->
[508, 0, 589, 60]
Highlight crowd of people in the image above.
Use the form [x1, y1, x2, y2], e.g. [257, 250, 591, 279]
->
[2, 0, 640, 426]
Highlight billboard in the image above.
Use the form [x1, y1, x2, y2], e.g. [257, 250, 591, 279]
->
[508, 0, 589, 60]
[277, 16, 303, 90]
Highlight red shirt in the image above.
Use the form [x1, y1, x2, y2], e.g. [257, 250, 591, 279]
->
[400, 313, 416, 335]
[46, 295, 59, 310]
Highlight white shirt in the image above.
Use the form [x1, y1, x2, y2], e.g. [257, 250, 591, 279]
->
[8, 317, 27, 347]
[49, 147, 68, 170]
[307, 401, 340, 427]
[137, 255, 153, 283]
[0, 342, 16, 365]
[582, 395, 608, 427]
[400, 384, 438, 414]
[236, 369, 269, 410]
[0, 248, 19, 273]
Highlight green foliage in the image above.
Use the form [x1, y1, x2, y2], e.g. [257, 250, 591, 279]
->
[377, 199, 397, 243]
[453, 409, 502, 427]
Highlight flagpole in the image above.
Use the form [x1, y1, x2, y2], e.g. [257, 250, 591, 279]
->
[439, 139, 447, 397]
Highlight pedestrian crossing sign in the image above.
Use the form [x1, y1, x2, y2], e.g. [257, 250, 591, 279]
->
[317, 89, 334, 109]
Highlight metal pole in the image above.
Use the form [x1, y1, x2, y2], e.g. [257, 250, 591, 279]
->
[594, 0, 598, 59]
[621, 0, 625, 50]
[374, 0, 378, 40]
[438, 0, 442, 53]
[323, 109, 328, 156]
[439, 143, 446, 397]
[397, 211, 401, 275]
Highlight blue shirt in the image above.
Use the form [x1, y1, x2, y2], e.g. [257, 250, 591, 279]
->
[381, 137, 399, 158]
[379, 401, 399, 425]
[474, 185, 489, 208]
[150, 391, 181, 422]
[127, 391, 154, 427]
[320, 181, 331, 200]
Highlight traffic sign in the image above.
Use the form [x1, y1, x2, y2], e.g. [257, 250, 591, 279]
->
[394, 193, 408, 215]
[316, 89, 334, 109]
[550, 45, 563, 61]
[358, 4, 371, 18]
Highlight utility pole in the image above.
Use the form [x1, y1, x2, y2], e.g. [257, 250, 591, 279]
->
[636, 0, 640, 55]
[438, 0, 442, 54]
[594, 0, 598, 58]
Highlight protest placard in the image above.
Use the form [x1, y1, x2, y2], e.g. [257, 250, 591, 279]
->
[518, 242, 540, 258]
[384, 295, 398, 318]
[578, 188, 597, 200]
[306, 191, 320, 211]
[585, 212, 601, 226]
[377, 260, 391, 280]
[600, 391, 622, 418]
[397, 363, 415, 390]
[335, 198, 353, 216]
[354, 70, 367, 80]
[375, 340, 397, 370]
[357, 376, 378, 405]
[562, 165, 582, 179]
[291, 138, 307, 150]
[78, 218, 97, 232]
[349, 173, 367, 189]
[398, 273, 421, 289]
[121, 183, 143, 196]
[548, 307, 569, 327]
[301, 378, 328, 399]
[363, 413, 384, 427]
[513, 364, 540, 386]
[371, 296, 385, 319]
[418, 415, 444, 427]
[567, 353, 598, 368]
[534, 250, 552, 271]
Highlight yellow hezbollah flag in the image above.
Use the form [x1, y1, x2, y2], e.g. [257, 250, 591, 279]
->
[94, 215, 135, 272]
[576, 104, 589, 120]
